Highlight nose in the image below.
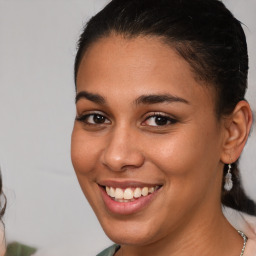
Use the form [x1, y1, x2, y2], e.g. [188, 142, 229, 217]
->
[101, 127, 145, 172]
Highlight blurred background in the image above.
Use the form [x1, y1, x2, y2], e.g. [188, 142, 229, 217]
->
[0, 0, 255, 255]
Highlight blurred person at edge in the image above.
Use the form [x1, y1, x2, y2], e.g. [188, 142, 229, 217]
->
[71, 0, 256, 255]
[0, 172, 6, 256]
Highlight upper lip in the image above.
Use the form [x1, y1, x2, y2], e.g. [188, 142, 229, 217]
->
[98, 180, 163, 189]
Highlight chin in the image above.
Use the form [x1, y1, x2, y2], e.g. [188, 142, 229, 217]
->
[105, 230, 155, 246]
[99, 217, 160, 246]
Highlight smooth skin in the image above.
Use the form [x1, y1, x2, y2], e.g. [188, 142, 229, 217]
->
[71, 35, 252, 256]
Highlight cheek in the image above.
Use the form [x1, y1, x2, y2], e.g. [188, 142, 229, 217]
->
[143, 130, 222, 227]
[71, 127, 102, 176]
[148, 125, 221, 189]
[71, 128, 103, 208]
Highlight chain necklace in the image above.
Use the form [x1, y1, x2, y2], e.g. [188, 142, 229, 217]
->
[120, 230, 248, 256]
[238, 230, 248, 256]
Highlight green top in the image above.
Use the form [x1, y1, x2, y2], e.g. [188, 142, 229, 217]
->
[97, 244, 120, 256]
[5, 242, 37, 256]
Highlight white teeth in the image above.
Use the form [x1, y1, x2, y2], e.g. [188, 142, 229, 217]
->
[115, 188, 124, 199]
[149, 187, 154, 193]
[141, 187, 149, 196]
[123, 188, 133, 200]
[109, 187, 115, 197]
[114, 198, 135, 202]
[133, 187, 142, 198]
[105, 185, 160, 201]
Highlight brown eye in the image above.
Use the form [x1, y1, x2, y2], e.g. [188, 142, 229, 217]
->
[92, 114, 107, 124]
[76, 113, 111, 125]
[154, 116, 170, 126]
[144, 115, 177, 127]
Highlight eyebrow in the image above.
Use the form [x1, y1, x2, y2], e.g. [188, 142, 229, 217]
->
[75, 91, 189, 106]
[135, 94, 189, 105]
[75, 91, 106, 104]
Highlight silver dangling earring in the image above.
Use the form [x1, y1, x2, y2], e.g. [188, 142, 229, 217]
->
[224, 164, 233, 191]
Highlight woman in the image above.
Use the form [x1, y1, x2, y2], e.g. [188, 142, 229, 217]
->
[71, 0, 256, 255]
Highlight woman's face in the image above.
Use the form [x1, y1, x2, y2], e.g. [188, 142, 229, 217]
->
[71, 35, 226, 245]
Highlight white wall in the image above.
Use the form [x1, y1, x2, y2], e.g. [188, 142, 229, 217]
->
[0, 0, 255, 255]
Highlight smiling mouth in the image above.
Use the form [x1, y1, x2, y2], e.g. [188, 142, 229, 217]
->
[104, 185, 161, 203]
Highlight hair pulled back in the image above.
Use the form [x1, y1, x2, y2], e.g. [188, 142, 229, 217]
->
[74, 0, 255, 214]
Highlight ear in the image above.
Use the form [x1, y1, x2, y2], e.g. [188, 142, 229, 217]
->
[221, 100, 253, 164]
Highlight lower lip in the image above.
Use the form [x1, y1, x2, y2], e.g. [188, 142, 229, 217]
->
[100, 186, 161, 215]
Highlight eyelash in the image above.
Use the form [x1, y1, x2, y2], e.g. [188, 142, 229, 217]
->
[76, 112, 111, 125]
[143, 113, 177, 127]
[76, 112, 178, 127]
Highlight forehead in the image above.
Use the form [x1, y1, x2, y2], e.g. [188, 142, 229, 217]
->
[76, 35, 215, 108]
